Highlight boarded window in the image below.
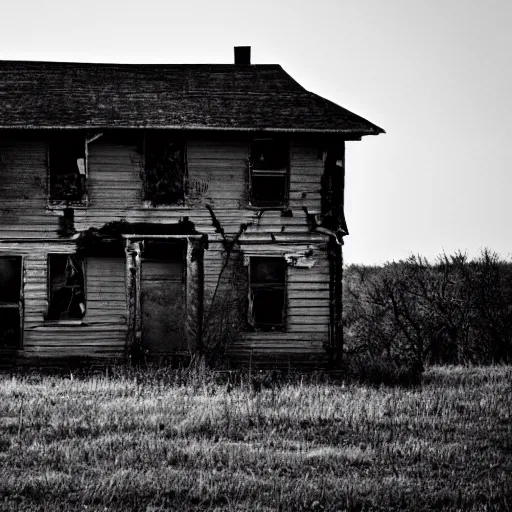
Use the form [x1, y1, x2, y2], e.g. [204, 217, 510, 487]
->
[144, 135, 186, 205]
[248, 257, 286, 330]
[47, 254, 85, 320]
[48, 134, 86, 203]
[0, 256, 22, 348]
[249, 139, 289, 207]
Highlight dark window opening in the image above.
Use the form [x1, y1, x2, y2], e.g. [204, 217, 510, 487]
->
[47, 254, 85, 321]
[249, 139, 288, 207]
[0, 309, 20, 349]
[0, 256, 22, 349]
[143, 240, 185, 261]
[248, 257, 286, 330]
[49, 134, 86, 203]
[144, 135, 186, 205]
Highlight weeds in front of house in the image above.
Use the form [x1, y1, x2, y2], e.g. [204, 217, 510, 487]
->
[0, 366, 510, 511]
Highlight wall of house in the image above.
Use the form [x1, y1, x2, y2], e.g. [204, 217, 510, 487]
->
[0, 240, 126, 359]
[0, 131, 335, 365]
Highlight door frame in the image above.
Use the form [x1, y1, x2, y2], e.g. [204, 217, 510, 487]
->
[123, 234, 206, 357]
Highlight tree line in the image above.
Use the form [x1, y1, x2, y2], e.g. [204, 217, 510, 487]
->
[343, 249, 512, 372]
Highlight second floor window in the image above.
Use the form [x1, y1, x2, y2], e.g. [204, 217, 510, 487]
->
[249, 139, 289, 208]
[144, 134, 186, 205]
[48, 134, 86, 204]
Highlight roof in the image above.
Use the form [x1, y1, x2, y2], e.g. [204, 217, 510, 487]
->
[0, 60, 385, 135]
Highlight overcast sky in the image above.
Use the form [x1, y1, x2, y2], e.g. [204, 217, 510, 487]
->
[1, 0, 511, 264]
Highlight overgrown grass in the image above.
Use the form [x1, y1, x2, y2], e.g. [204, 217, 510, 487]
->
[0, 366, 511, 511]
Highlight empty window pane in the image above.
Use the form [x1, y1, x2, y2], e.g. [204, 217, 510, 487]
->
[0, 308, 20, 349]
[144, 135, 186, 205]
[0, 256, 21, 303]
[249, 257, 286, 330]
[252, 288, 285, 326]
[250, 257, 285, 284]
[251, 175, 286, 206]
[250, 140, 288, 171]
[49, 134, 86, 202]
[47, 255, 85, 320]
[250, 139, 288, 207]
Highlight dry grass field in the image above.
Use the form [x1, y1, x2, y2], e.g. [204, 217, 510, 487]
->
[0, 365, 511, 511]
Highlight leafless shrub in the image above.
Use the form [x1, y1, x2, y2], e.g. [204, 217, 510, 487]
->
[344, 248, 512, 373]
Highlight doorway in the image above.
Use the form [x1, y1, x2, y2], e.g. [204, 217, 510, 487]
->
[140, 241, 186, 355]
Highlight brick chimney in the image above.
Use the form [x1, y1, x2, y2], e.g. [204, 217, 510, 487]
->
[234, 46, 251, 65]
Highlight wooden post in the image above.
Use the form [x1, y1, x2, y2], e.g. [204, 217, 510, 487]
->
[328, 236, 343, 367]
[133, 241, 143, 354]
[186, 237, 204, 355]
[124, 240, 136, 358]
[334, 240, 343, 364]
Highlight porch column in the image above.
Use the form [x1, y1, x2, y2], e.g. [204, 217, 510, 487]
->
[186, 237, 205, 354]
[124, 239, 143, 361]
[124, 240, 136, 357]
[133, 241, 143, 352]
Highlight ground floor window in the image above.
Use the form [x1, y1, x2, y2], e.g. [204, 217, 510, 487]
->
[0, 256, 22, 348]
[46, 254, 85, 320]
[248, 256, 286, 330]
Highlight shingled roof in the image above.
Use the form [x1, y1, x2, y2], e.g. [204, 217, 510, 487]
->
[0, 60, 384, 135]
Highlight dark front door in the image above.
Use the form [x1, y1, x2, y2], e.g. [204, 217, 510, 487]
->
[141, 243, 185, 355]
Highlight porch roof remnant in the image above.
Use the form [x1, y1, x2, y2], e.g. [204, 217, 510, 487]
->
[0, 60, 384, 135]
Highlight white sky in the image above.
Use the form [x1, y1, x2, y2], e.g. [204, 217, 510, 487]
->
[1, 0, 511, 264]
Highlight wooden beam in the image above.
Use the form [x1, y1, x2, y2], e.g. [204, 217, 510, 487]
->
[186, 237, 204, 355]
[133, 241, 143, 356]
[124, 241, 136, 358]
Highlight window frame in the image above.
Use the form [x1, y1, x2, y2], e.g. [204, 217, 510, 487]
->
[47, 132, 88, 208]
[142, 132, 188, 207]
[0, 255, 24, 349]
[247, 255, 287, 331]
[248, 138, 290, 209]
[45, 253, 86, 324]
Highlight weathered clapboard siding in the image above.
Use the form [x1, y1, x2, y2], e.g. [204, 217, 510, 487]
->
[289, 144, 324, 212]
[242, 249, 331, 360]
[187, 139, 248, 209]
[0, 134, 326, 237]
[25, 255, 126, 358]
[203, 238, 331, 361]
[0, 240, 126, 359]
[78, 136, 324, 233]
[0, 134, 60, 239]
[1, 131, 335, 364]
[87, 140, 142, 210]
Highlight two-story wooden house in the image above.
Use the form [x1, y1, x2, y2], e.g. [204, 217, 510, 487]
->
[0, 47, 384, 367]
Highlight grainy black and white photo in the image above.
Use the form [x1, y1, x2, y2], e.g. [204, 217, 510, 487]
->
[0, 1, 511, 510]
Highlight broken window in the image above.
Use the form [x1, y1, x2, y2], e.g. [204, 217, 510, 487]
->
[48, 133, 86, 203]
[0, 256, 22, 348]
[248, 257, 286, 330]
[46, 254, 85, 321]
[144, 134, 186, 205]
[249, 139, 289, 207]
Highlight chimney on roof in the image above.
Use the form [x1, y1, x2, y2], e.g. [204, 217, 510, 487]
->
[234, 46, 251, 65]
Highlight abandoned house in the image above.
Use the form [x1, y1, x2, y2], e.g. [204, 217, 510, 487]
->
[0, 47, 384, 367]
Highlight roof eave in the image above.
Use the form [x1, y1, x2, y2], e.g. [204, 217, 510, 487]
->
[0, 124, 385, 136]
